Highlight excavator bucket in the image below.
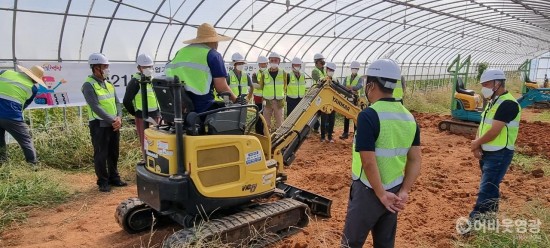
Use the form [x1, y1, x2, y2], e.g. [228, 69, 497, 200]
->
[276, 182, 332, 218]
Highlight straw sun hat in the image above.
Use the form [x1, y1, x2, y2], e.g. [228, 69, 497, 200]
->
[183, 23, 232, 44]
[16, 65, 46, 87]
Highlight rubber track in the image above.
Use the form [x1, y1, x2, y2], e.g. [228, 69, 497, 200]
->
[162, 198, 309, 247]
[115, 198, 148, 231]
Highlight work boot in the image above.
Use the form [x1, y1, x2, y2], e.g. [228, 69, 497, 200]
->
[110, 180, 128, 187]
[99, 184, 111, 192]
[339, 133, 349, 139]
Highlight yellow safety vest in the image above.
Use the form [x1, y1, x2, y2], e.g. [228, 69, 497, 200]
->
[351, 101, 416, 189]
[0, 70, 34, 105]
[478, 92, 521, 151]
[262, 69, 286, 100]
[84, 76, 117, 121]
[131, 73, 159, 112]
[228, 70, 249, 96]
[287, 71, 306, 98]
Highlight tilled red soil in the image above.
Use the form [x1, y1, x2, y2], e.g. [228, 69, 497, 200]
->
[1, 112, 549, 248]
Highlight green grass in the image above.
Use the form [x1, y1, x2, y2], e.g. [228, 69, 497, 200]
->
[454, 200, 550, 248]
[0, 107, 142, 231]
[511, 153, 550, 176]
[403, 87, 451, 114]
[0, 163, 70, 231]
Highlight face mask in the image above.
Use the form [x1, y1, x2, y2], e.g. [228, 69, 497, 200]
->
[236, 65, 244, 71]
[327, 71, 334, 77]
[270, 63, 279, 69]
[142, 68, 153, 77]
[102, 68, 110, 78]
[293, 66, 301, 71]
[351, 69, 359, 74]
[481, 87, 494, 99]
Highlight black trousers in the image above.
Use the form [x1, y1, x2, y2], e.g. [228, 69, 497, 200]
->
[342, 118, 356, 135]
[0, 118, 37, 164]
[89, 120, 120, 186]
[341, 181, 401, 248]
[254, 102, 264, 135]
[320, 112, 335, 140]
[286, 97, 302, 117]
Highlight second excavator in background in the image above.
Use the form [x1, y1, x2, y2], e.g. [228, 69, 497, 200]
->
[439, 55, 550, 135]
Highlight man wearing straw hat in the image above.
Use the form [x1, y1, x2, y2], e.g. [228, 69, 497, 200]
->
[0, 65, 44, 166]
[166, 23, 237, 113]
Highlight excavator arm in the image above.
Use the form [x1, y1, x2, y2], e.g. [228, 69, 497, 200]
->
[270, 77, 363, 170]
[268, 77, 363, 217]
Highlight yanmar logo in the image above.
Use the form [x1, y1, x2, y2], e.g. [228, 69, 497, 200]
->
[332, 96, 350, 112]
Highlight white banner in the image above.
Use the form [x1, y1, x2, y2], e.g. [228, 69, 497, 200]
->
[18, 62, 307, 109]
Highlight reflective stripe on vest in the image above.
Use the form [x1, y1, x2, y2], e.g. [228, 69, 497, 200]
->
[287, 71, 305, 98]
[346, 74, 363, 97]
[253, 70, 266, 97]
[131, 73, 159, 112]
[165, 44, 212, 95]
[262, 70, 285, 100]
[0, 70, 34, 105]
[84, 76, 117, 121]
[478, 92, 521, 151]
[393, 80, 404, 100]
[351, 101, 417, 190]
[229, 70, 249, 96]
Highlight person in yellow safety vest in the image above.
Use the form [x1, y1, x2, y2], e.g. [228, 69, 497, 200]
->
[320, 62, 338, 143]
[165, 23, 237, 113]
[340, 61, 363, 140]
[227, 52, 253, 105]
[251, 56, 269, 135]
[123, 54, 160, 163]
[0, 65, 44, 166]
[468, 69, 521, 223]
[341, 59, 421, 248]
[393, 76, 406, 103]
[311, 53, 326, 133]
[260, 52, 287, 132]
[81, 53, 127, 192]
[286, 57, 306, 117]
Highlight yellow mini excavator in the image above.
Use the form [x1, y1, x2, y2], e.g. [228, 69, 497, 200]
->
[115, 75, 362, 247]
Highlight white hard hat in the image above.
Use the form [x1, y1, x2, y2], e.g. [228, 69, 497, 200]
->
[480, 69, 506, 83]
[257, 56, 269, 64]
[268, 52, 280, 59]
[314, 53, 325, 60]
[88, 53, 110, 65]
[350, 61, 360, 69]
[326, 62, 337, 71]
[366, 59, 401, 88]
[137, 53, 154, 66]
[231, 52, 246, 64]
[291, 57, 302, 65]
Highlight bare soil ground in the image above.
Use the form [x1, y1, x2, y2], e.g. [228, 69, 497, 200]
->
[2, 112, 549, 248]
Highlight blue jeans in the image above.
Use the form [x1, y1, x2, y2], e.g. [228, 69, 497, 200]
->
[469, 148, 514, 219]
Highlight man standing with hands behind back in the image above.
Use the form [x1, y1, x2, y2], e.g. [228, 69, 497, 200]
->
[82, 53, 127, 193]
[341, 59, 421, 248]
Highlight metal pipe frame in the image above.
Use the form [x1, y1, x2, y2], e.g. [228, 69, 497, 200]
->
[4, 0, 550, 68]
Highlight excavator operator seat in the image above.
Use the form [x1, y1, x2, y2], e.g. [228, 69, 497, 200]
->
[204, 107, 247, 135]
[152, 77, 195, 123]
[456, 78, 475, 96]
